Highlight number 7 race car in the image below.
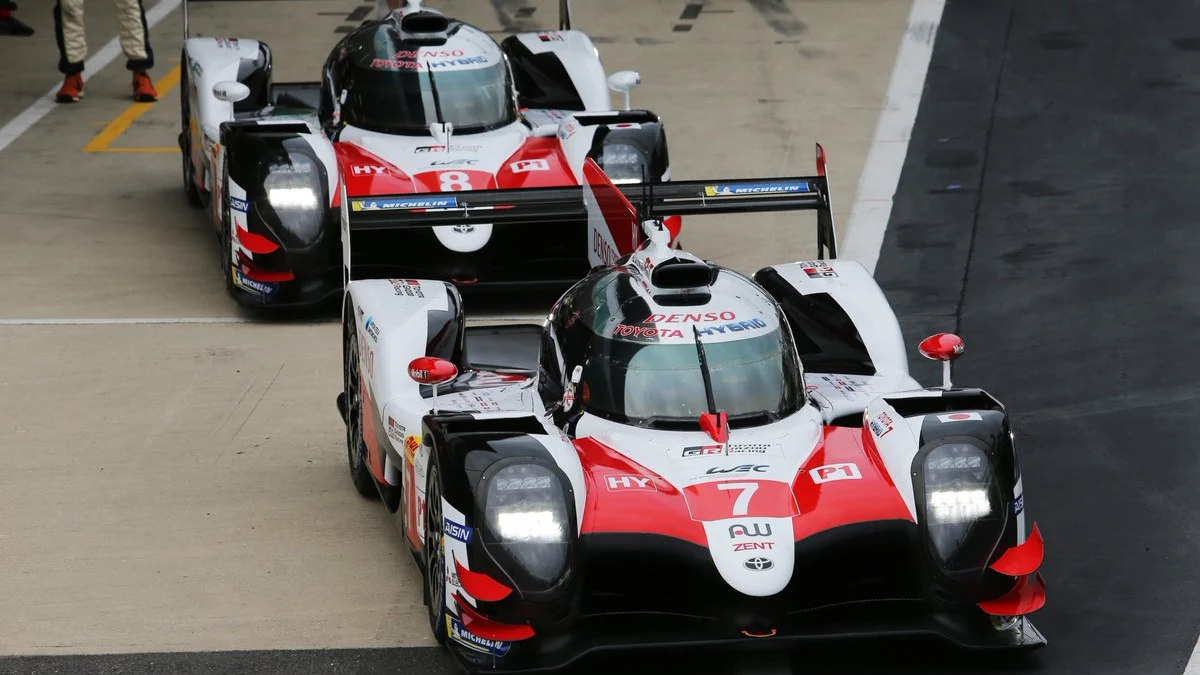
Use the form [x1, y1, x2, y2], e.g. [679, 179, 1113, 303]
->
[333, 147, 1047, 672]
[179, 0, 672, 309]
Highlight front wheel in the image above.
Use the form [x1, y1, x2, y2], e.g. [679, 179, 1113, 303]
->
[424, 461, 449, 645]
[344, 323, 378, 499]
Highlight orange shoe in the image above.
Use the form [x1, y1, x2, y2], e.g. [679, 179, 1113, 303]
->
[132, 71, 157, 102]
[55, 73, 83, 103]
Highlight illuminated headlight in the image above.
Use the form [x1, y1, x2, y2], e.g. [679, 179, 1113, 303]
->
[922, 442, 1001, 566]
[598, 142, 647, 184]
[267, 187, 318, 209]
[495, 510, 564, 542]
[260, 153, 323, 245]
[928, 488, 991, 523]
[484, 463, 569, 586]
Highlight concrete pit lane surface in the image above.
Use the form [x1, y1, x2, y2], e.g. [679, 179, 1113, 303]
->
[5, 0, 1193, 674]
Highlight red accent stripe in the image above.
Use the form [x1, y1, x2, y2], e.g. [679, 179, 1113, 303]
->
[990, 523, 1044, 576]
[583, 159, 640, 257]
[236, 254, 295, 282]
[977, 573, 1047, 616]
[235, 226, 280, 255]
[453, 555, 512, 602]
[789, 426, 914, 541]
[452, 593, 535, 641]
[573, 437, 706, 545]
[359, 373, 386, 484]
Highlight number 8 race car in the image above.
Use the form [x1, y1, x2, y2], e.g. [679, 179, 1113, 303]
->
[179, 0, 673, 309]
[333, 146, 1048, 672]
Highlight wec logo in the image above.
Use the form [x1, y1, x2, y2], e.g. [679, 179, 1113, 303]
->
[706, 464, 767, 475]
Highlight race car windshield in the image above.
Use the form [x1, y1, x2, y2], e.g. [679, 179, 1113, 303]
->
[581, 329, 804, 428]
[341, 60, 516, 134]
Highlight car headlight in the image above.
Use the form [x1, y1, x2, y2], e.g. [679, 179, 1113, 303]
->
[258, 153, 323, 245]
[597, 142, 647, 184]
[483, 463, 570, 588]
[922, 442, 1004, 569]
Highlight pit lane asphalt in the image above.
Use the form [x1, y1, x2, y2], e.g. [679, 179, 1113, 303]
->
[0, 0, 914, 673]
[8, 0, 1188, 673]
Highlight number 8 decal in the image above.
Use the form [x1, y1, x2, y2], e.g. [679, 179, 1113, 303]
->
[440, 171, 471, 191]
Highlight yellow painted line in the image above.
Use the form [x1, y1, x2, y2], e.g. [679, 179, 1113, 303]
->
[83, 65, 182, 153]
[98, 147, 180, 153]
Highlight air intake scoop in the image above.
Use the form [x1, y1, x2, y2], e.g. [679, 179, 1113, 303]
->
[650, 259, 718, 289]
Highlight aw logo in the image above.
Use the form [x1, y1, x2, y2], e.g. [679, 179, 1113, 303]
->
[728, 522, 771, 537]
[809, 463, 862, 484]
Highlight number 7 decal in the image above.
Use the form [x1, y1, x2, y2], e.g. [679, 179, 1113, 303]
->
[717, 482, 758, 516]
[682, 480, 800, 521]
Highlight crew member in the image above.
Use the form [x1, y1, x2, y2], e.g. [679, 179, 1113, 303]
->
[53, 0, 158, 102]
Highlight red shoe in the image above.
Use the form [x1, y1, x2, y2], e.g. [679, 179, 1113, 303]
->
[55, 73, 83, 103]
[132, 71, 157, 102]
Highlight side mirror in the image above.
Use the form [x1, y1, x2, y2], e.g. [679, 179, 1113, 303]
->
[409, 356, 458, 385]
[409, 356, 458, 413]
[212, 80, 250, 104]
[918, 333, 964, 389]
[606, 70, 640, 111]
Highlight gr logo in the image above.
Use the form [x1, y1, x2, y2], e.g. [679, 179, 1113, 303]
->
[728, 522, 771, 537]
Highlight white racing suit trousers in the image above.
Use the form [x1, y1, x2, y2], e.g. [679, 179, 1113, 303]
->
[54, 0, 154, 75]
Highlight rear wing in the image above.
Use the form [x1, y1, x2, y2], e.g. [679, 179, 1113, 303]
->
[339, 143, 838, 281]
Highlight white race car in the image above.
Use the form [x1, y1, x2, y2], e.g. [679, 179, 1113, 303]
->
[178, 0, 670, 308]
[333, 146, 1047, 672]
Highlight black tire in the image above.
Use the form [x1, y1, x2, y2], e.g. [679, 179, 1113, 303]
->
[218, 157, 238, 299]
[344, 321, 379, 499]
[180, 53, 205, 209]
[424, 460, 449, 645]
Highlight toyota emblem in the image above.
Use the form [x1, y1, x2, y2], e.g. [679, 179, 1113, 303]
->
[744, 557, 774, 571]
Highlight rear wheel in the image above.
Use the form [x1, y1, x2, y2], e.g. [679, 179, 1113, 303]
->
[424, 461, 449, 645]
[344, 322, 378, 499]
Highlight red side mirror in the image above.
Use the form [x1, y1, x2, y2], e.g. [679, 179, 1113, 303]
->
[408, 357, 458, 386]
[918, 333, 965, 362]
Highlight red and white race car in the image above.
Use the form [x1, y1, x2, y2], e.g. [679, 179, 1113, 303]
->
[333, 145, 1047, 672]
[179, 0, 673, 308]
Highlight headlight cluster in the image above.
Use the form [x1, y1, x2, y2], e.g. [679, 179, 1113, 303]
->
[483, 463, 570, 587]
[923, 442, 1002, 568]
[598, 142, 647, 184]
[259, 153, 323, 245]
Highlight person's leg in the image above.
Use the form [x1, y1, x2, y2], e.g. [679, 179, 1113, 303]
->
[53, 0, 86, 101]
[115, 0, 156, 101]
[0, 5, 35, 36]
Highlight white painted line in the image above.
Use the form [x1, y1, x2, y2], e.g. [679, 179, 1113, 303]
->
[0, 0, 182, 154]
[0, 317, 249, 325]
[839, 0, 947, 274]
